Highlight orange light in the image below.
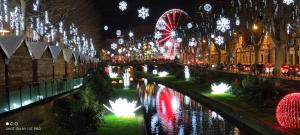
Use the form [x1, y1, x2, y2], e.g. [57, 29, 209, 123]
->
[253, 24, 258, 30]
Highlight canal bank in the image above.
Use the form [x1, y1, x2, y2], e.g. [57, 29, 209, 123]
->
[136, 72, 299, 135]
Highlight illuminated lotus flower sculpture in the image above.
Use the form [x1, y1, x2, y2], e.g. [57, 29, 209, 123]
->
[103, 98, 141, 117]
[158, 71, 169, 77]
[211, 82, 231, 94]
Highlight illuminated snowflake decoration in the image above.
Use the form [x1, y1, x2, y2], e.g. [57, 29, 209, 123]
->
[104, 25, 108, 31]
[154, 31, 162, 39]
[116, 30, 122, 36]
[283, 0, 294, 5]
[215, 36, 224, 45]
[187, 22, 193, 29]
[111, 43, 117, 50]
[204, 3, 212, 12]
[216, 16, 231, 33]
[119, 1, 127, 11]
[156, 19, 166, 30]
[138, 7, 149, 20]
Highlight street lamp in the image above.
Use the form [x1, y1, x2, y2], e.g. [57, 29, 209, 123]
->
[253, 24, 258, 31]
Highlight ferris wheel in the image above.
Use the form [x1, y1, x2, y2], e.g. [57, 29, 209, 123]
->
[154, 9, 191, 59]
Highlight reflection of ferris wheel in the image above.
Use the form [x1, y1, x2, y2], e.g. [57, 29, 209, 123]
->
[155, 9, 190, 45]
[154, 9, 191, 59]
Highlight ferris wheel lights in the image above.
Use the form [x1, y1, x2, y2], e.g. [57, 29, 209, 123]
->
[171, 30, 176, 38]
[165, 41, 173, 47]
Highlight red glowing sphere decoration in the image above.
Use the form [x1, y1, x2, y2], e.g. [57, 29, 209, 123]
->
[276, 93, 300, 128]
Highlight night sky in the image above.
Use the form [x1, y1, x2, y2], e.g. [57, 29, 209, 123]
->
[95, 0, 202, 39]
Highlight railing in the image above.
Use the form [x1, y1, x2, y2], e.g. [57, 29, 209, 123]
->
[0, 75, 92, 114]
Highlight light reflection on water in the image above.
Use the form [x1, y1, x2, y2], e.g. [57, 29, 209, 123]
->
[137, 80, 241, 135]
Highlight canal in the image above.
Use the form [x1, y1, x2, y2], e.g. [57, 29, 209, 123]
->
[137, 78, 242, 135]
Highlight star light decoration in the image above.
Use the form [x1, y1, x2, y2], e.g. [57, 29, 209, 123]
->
[119, 1, 127, 11]
[138, 7, 149, 20]
[215, 36, 224, 45]
[204, 3, 212, 12]
[216, 16, 231, 33]
[283, 0, 294, 5]
[103, 98, 141, 117]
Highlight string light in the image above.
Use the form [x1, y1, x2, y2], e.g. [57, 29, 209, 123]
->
[276, 93, 300, 128]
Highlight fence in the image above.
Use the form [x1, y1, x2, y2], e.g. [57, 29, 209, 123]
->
[0, 75, 91, 114]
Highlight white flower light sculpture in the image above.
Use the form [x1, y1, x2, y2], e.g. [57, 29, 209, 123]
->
[211, 82, 231, 94]
[103, 98, 141, 117]
[158, 71, 169, 77]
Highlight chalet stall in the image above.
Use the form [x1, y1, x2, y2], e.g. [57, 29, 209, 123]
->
[85, 55, 91, 73]
[50, 46, 65, 80]
[78, 54, 86, 77]
[0, 36, 32, 87]
[0, 45, 6, 112]
[0, 36, 33, 110]
[63, 49, 76, 79]
[0, 48, 5, 90]
[73, 52, 79, 78]
[27, 42, 53, 82]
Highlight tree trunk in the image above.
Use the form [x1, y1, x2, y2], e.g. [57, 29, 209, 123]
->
[226, 46, 231, 70]
[275, 45, 285, 75]
[295, 46, 299, 65]
[20, 0, 26, 34]
[254, 45, 260, 65]
[217, 48, 221, 68]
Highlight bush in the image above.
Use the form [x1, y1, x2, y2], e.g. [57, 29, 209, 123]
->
[233, 76, 282, 107]
[68, 107, 99, 135]
[175, 70, 185, 80]
[90, 72, 113, 103]
[43, 97, 101, 135]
